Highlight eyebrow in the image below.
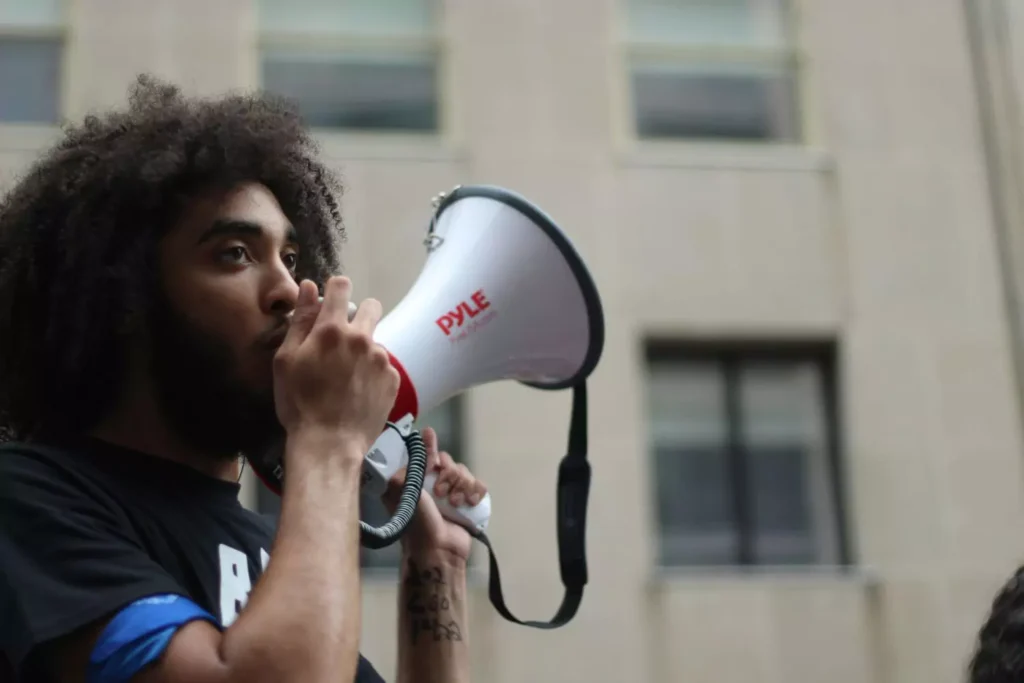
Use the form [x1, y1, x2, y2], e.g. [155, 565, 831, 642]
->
[196, 219, 299, 246]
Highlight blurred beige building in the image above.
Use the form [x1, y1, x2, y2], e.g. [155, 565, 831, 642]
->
[4, 1, 1024, 682]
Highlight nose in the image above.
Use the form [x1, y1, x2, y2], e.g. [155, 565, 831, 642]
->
[263, 260, 301, 317]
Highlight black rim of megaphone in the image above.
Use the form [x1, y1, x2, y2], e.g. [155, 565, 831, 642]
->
[433, 185, 605, 391]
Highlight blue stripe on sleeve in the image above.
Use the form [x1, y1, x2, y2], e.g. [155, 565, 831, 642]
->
[87, 594, 219, 683]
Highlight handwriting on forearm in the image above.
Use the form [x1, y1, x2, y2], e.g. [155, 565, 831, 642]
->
[403, 559, 463, 644]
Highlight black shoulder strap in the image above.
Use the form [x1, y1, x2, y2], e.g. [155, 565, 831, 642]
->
[470, 383, 591, 628]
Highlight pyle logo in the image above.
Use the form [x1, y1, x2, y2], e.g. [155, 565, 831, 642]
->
[436, 289, 492, 336]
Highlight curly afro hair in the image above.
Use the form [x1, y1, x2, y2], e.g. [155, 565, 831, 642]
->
[969, 565, 1024, 682]
[0, 74, 345, 442]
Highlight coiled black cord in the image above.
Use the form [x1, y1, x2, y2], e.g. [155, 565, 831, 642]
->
[358, 423, 428, 549]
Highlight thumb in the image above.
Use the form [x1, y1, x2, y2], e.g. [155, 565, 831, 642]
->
[421, 426, 439, 469]
[280, 280, 320, 352]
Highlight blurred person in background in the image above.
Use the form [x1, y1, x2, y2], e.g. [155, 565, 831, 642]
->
[0, 74, 484, 683]
[968, 565, 1024, 682]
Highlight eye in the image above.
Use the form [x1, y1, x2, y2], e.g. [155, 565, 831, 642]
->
[217, 245, 251, 265]
[282, 251, 299, 272]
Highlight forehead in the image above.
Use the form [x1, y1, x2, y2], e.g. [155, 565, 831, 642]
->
[172, 182, 295, 244]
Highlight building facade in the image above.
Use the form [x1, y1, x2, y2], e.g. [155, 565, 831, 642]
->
[3, 1, 1024, 682]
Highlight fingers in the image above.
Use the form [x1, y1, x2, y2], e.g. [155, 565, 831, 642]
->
[278, 280, 320, 353]
[385, 426, 489, 515]
[431, 452, 487, 508]
[317, 275, 382, 338]
[422, 426, 439, 461]
[350, 297, 383, 334]
[307, 277, 384, 361]
[315, 276, 354, 329]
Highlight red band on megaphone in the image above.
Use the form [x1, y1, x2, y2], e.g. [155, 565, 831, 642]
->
[251, 459, 280, 495]
[386, 351, 419, 424]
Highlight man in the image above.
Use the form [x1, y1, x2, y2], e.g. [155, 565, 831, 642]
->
[0, 75, 485, 683]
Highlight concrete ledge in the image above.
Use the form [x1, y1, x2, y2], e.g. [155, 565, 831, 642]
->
[617, 141, 835, 173]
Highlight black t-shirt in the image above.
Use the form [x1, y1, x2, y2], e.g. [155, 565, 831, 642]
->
[0, 436, 385, 682]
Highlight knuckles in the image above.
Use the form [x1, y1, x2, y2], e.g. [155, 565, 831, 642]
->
[313, 322, 345, 348]
[369, 345, 391, 368]
[347, 331, 374, 354]
[272, 350, 294, 372]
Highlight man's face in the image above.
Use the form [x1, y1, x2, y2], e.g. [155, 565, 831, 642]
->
[151, 182, 303, 460]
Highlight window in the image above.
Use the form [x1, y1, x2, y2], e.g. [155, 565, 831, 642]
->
[257, 0, 440, 133]
[0, 0, 64, 124]
[623, 0, 800, 142]
[255, 397, 466, 569]
[646, 342, 846, 568]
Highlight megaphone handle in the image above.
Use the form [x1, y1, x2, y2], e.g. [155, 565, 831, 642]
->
[423, 471, 492, 534]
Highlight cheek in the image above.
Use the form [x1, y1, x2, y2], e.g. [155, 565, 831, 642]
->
[176, 279, 263, 353]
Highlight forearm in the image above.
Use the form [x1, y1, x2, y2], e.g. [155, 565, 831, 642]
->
[396, 551, 471, 683]
[220, 429, 366, 683]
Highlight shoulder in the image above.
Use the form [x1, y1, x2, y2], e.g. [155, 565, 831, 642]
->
[0, 439, 76, 478]
[0, 439, 107, 510]
[0, 442, 183, 673]
[0, 438, 165, 567]
[0, 438, 155, 555]
[0, 440, 141, 537]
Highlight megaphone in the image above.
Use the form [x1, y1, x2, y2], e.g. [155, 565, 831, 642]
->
[252, 184, 604, 629]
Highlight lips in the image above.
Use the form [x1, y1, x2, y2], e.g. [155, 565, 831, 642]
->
[261, 326, 289, 351]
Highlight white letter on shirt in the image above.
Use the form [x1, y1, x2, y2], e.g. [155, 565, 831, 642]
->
[218, 544, 252, 627]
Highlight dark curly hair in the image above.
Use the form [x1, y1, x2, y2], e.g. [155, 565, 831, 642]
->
[969, 565, 1024, 682]
[0, 74, 345, 443]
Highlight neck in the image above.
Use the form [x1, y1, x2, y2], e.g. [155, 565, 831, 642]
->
[90, 374, 241, 483]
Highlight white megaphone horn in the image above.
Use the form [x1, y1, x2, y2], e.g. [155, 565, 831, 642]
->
[253, 184, 604, 628]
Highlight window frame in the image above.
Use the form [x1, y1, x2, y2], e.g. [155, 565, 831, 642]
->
[254, 1, 450, 139]
[0, 0, 69, 126]
[645, 338, 851, 570]
[613, 0, 809, 149]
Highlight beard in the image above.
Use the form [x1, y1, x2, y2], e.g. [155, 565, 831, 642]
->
[146, 293, 286, 463]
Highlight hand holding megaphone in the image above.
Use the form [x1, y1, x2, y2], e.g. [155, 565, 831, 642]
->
[286, 289, 493, 537]
[423, 471, 492, 532]
[274, 280, 400, 453]
[255, 184, 604, 630]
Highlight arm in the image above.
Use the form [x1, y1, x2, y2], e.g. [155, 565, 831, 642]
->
[6, 432, 366, 683]
[180, 429, 366, 683]
[385, 428, 484, 683]
[395, 551, 470, 683]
